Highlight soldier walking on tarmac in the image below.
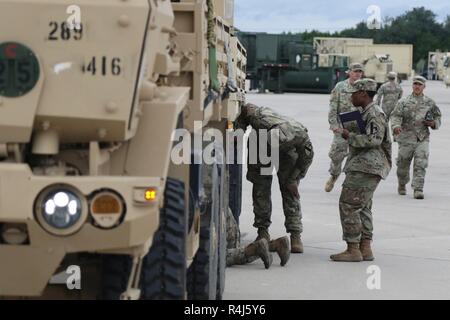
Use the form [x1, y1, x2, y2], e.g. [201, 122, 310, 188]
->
[390, 76, 442, 199]
[376, 71, 403, 120]
[235, 103, 314, 254]
[325, 63, 364, 192]
[330, 79, 392, 262]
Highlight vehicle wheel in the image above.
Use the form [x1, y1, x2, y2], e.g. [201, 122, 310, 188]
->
[101, 178, 187, 300]
[101, 255, 132, 300]
[187, 164, 220, 300]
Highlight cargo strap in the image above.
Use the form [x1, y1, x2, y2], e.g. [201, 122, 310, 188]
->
[207, 0, 220, 94]
[222, 39, 238, 100]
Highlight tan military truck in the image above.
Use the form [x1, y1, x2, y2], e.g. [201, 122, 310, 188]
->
[0, 0, 246, 300]
[428, 51, 450, 81]
[444, 56, 450, 88]
[362, 54, 394, 87]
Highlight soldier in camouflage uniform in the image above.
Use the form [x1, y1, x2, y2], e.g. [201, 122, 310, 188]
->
[376, 71, 403, 120]
[330, 79, 392, 262]
[325, 63, 364, 193]
[226, 208, 272, 269]
[200, 154, 272, 269]
[390, 76, 442, 199]
[226, 208, 290, 267]
[236, 104, 314, 254]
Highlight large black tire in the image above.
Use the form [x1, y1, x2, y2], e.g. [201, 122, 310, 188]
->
[187, 164, 220, 300]
[101, 178, 187, 300]
[101, 255, 132, 300]
[140, 178, 187, 299]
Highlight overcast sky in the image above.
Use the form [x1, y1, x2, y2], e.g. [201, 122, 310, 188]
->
[235, 0, 450, 33]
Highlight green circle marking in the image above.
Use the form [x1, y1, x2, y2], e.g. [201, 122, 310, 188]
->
[0, 42, 40, 98]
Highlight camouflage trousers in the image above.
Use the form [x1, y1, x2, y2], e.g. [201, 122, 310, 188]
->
[339, 172, 381, 243]
[247, 156, 303, 234]
[226, 207, 259, 266]
[397, 140, 429, 191]
[328, 134, 349, 177]
[226, 248, 258, 266]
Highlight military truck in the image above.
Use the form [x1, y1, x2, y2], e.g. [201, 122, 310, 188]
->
[0, 0, 246, 300]
[444, 56, 450, 88]
[362, 54, 394, 87]
[238, 32, 348, 94]
[314, 37, 413, 81]
[428, 51, 450, 80]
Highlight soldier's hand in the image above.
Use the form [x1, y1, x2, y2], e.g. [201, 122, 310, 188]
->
[423, 120, 436, 129]
[287, 184, 300, 200]
[332, 128, 342, 134]
[393, 127, 402, 135]
[341, 129, 350, 140]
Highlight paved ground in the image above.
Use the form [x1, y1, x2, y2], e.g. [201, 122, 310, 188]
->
[224, 80, 450, 300]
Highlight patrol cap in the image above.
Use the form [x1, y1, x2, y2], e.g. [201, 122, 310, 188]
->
[413, 75, 427, 85]
[348, 62, 364, 72]
[346, 78, 378, 93]
[387, 71, 397, 79]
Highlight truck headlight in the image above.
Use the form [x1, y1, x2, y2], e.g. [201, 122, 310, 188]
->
[35, 185, 87, 236]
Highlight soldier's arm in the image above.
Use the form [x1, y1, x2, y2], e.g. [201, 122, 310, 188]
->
[294, 142, 314, 180]
[431, 102, 442, 130]
[348, 117, 386, 148]
[376, 85, 384, 106]
[398, 85, 403, 99]
[390, 100, 404, 131]
[328, 86, 340, 130]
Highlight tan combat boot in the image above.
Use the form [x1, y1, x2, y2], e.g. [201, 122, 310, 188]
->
[414, 190, 424, 200]
[244, 239, 273, 269]
[269, 236, 291, 266]
[325, 175, 338, 193]
[398, 184, 406, 196]
[255, 227, 270, 242]
[330, 243, 363, 262]
[360, 239, 374, 261]
[290, 232, 303, 253]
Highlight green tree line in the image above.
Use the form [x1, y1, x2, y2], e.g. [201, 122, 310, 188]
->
[292, 7, 450, 67]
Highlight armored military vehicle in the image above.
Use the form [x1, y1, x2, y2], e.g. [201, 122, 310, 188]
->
[362, 54, 394, 87]
[0, 0, 246, 300]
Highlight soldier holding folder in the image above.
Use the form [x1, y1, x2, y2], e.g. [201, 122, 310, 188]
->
[330, 79, 392, 262]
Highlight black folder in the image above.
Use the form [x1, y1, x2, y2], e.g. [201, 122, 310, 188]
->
[339, 111, 366, 134]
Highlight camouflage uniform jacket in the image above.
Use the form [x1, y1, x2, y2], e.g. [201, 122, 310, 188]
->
[390, 94, 442, 143]
[344, 102, 392, 179]
[328, 79, 359, 130]
[248, 107, 312, 183]
[376, 81, 403, 116]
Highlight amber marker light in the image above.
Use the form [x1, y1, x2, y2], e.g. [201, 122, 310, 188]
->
[144, 188, 157, 202]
